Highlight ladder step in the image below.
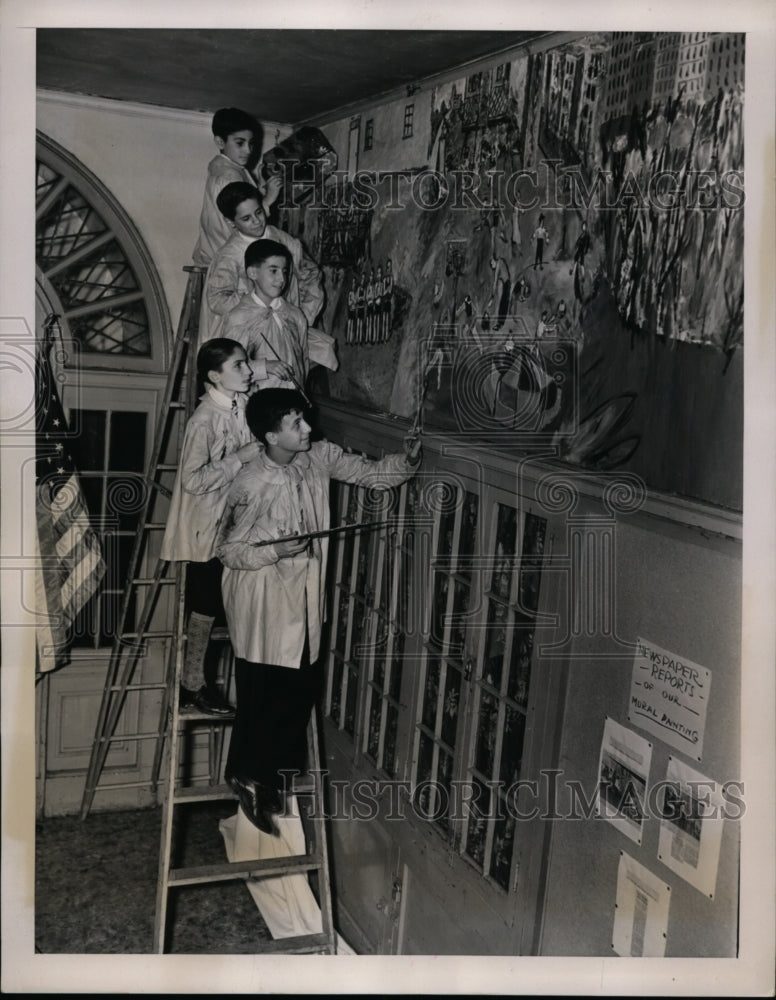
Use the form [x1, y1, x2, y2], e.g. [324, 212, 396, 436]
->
[145, 523, 169, 531]
[102, 730, 167, 743]
[156, 464, 179, 472]
[88, 778, 159, 792]
[122, 631, 175, 640]
[253, 933, 332, 955]
[107, 682, 168, 693]
[167, 853, 323, 887]
[178, 706, 235, 723]
[132, 577, 176, 586]
[172, 782, 236, 804]
[171, 777, 315, 804]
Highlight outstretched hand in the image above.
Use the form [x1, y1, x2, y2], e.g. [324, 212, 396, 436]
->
[404, 433, 422, 466]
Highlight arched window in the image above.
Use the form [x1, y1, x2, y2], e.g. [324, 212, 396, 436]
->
[36, 131, 172, 651]
[36, 131, 170, 373]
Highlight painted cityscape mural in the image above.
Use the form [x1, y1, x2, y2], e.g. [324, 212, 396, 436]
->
[299, 32, 744, 509]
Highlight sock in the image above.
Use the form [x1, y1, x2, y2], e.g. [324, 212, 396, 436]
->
[182, 612, 214, 691]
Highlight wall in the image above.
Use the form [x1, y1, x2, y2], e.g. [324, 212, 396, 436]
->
[538, 510, 741, 956]
[36, 89, 290, 327]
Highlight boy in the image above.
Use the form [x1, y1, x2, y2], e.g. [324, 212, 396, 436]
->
[223, 239, 309, 393]
[216, 388, 422, 833]
[192, 108, 282, 266]
[160, 339, 261, 715]
[200, 181, 326, 349]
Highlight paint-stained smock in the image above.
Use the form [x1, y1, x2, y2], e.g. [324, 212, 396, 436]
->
[202, 227, 326, 345]
[160, 388, 253, 563]
[223, 292, 310, 391]
[192, 154, 262, 266]
[217, 443, 416, 668]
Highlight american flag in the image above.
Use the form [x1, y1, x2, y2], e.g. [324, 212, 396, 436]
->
[34, 315, 106, 672]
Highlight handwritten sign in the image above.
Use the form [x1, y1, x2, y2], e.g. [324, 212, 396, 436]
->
[628, 637, 711, 761]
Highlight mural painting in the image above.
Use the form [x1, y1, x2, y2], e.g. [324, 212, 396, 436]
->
[307, 31, 744, 510]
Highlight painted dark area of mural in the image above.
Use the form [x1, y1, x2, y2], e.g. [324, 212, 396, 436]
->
[306, 31, 744, 511]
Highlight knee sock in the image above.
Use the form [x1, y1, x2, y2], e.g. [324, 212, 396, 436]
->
[182, 612, 214, 691]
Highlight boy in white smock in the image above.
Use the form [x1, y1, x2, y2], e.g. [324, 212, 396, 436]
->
[160, 339, 262, 714]
[216, 388, 421, 833]
[223, 238, 311, 394]
[192, 107, 282, 266]
[200, 181, 333, 375]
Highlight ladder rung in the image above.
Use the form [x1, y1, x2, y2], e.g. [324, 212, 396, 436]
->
[210, 628, 230, 641]
[171, 776, 313, 803]
[89, 779, 159, 792]
[122, 631, 175, 640]
[167, 853, 323, 887]
[107, 682, 168, 693]
[144, 523, 169, 531]
[177, 707, 235, 723]
[169, 401, 186, 409]
[132, 577, 176, 586]
[173, 782, 236, 804]
[252, 933, 332, 955]
[102, 730, 166, 743]
[156, 464, 179, 472]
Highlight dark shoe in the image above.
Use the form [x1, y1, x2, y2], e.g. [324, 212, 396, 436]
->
[225, 771, 278, 835]
[255, 782, 283, 814]
[180, 684, 234, 717]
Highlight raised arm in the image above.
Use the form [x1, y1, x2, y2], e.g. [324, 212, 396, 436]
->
[316, 434, 422, 490]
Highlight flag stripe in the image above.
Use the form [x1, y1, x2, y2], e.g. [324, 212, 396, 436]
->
[36, 323, 107, 672]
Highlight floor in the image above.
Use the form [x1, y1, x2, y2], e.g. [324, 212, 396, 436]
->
[35, 802, 273, 954]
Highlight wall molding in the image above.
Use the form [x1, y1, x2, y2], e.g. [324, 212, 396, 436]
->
[314, 396, 744, 544]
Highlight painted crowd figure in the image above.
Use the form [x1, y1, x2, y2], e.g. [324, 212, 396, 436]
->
[347, 259, 394, 344]
[532, 213, 549, 271]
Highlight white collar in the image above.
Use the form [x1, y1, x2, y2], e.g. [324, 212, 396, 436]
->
[206, 386, 243, 410]
[250, 291, 284, 312]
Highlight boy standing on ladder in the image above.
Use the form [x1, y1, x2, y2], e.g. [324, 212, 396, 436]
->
[160, 339, 261, 715]
[216, 388, 422, 833]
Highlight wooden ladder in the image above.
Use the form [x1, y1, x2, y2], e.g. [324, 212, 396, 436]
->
[153, 559, 337, 954]
[79, 266, 208, 820]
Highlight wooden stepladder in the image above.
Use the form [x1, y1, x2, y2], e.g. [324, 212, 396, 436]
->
[79, 265, 208, 820]
[153, 564, 337, 955]
[79, 262, 337, 953]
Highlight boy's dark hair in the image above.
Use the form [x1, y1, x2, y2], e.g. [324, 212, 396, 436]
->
[216, 182, 262, 221]
[246, 388, 309, 443]
[212, 107, 258, 140]
[197, 338, 244, 386]
[245, 238, 292, 272]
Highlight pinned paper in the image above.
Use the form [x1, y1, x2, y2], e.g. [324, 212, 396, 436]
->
[613, 851, 671, 957]
[657, 756, 725, 898]
[597, 717, 652, 845]
[628, 637, 711, 761]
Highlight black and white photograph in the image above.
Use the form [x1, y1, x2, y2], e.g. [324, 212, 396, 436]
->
[1, 0, 774, 995]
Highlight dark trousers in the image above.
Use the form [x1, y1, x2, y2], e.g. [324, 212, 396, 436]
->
[186, 557, 225, 622]
[227, 644, 323, 790]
